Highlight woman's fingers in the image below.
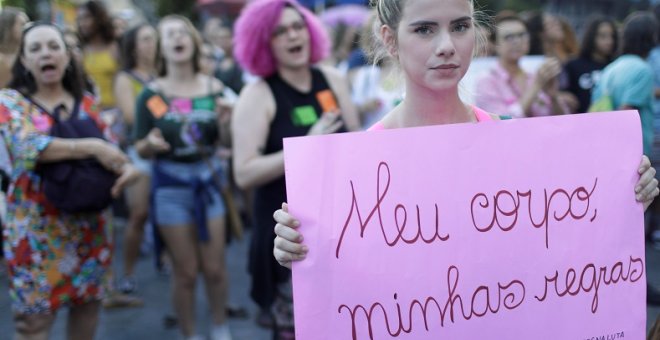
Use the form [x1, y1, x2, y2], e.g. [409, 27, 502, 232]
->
[274, 222, 303, 242]
[274, 234, 308, 255]
[273, 207, 300, 228]
[639, 155, 651, 174]
[635, 166, 656, 197]
[638, 177, 659, 202]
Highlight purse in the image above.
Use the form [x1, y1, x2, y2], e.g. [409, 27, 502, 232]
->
[36, 101, 117, 213]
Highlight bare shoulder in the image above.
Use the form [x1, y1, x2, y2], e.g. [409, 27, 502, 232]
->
[240, 79, 272, 100]
[317, 65, 344, 83]
[115, 72, 132, 85]
[202, 74, 225, 93]
[237, 79, 275, 118]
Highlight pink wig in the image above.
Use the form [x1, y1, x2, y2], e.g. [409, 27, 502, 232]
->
[234, 0, 330, 77]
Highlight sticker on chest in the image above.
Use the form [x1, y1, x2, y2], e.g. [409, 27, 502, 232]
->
[291, 105, 318, 127]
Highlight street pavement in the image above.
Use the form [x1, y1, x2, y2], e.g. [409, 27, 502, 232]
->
[1, 221, 660, 339]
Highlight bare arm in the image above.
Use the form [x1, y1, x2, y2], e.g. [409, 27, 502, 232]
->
[232, 81, 284, 189]
[320, 66, 361, 132]
[114, 72, 137, 125]
[39, 137, 129, 173]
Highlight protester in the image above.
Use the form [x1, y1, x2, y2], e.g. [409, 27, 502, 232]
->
[0, 22, 138, 339]
[232, 0, 360, 328]
[134, 15, 233, 340]
[113, 23, 158, 295]
[476, 13, 570, 117]
[562, 16, 618, 114]
[77, 0, 119, 111]
[0, 7, 28, 88]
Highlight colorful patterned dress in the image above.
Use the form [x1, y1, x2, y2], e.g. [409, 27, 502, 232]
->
[0, 89, 112, 314]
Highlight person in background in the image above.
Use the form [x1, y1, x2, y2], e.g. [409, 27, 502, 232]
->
[350, 11, 404, 128]
[200, 40, 218, 77]
[525, 11, 567, 60]
[476, 13, 570, 117]
[1, 22, 138, 340]
[63, 28, 97, 97]
[232, 0, 360, 329]
[77, 0, 119, 111]
[562, 16, 618, 114]
[113, 23, 158, 295]
[0, 7, 28, 88]
[591, 12, 660, 306]
[134, 15, 233, 340]
[214, 23, 245, 95]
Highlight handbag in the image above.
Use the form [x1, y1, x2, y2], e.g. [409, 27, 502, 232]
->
[36, 100, 117, 213]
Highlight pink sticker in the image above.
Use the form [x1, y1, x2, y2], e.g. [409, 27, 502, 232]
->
[171, 98, 193, 115]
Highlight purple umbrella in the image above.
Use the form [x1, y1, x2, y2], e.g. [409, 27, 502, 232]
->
[320, 4, 370, 27]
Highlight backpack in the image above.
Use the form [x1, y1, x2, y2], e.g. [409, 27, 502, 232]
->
[36, 98, 117, 213]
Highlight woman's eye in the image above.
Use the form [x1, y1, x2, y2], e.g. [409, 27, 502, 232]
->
[453, 22, 471, 33]
[414, 25, 433, 35]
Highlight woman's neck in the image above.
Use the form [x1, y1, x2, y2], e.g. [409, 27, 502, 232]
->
[395, 84, 473, 128]
[34, 83, 67, 100]
[134, 58, 156, 78]
[33, 83, 72, 110]
[85, 36, 110, 50]
[165, 62, 196, 82]
[499, 58, 522, 77]
[591, 51, 608, 64]
[277, 66, 312, 92]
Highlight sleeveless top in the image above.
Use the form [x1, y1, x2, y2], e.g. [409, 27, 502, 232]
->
[134, 83, 222, 163]
[254, 67, 343, 226]
[83, 49, 118, 109]
[368, 105, 496, 131]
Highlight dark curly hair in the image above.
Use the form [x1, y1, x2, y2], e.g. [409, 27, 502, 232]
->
[578, 16, 618, 62]
[78, 0, 115, 45]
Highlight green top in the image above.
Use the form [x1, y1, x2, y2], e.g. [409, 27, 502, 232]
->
[134, 87, 221, 163]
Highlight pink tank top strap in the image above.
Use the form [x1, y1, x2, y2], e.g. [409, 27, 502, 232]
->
[472, 106, 494, 122]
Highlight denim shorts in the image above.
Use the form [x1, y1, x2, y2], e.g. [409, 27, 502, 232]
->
[153, 159, 226, 227]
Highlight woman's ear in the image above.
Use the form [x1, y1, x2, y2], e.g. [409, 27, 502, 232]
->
[380, 24, 398, 59]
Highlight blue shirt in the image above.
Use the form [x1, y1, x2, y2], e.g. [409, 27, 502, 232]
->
[593, 54, 654, 154]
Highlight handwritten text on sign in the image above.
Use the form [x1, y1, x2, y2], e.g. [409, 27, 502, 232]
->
[283, 111, 647, 340]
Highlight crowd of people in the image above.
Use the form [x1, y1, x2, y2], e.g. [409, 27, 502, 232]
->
[1, 0, 660, 339]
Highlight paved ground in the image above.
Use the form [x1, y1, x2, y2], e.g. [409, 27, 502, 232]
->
[1, 221, 660, 339]
[0, 221, 272, 340]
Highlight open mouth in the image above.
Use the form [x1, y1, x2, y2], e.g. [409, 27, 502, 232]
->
[288, 45, 303, 53]
[174, 45, 185, 53]
[41, 64, 56, 72]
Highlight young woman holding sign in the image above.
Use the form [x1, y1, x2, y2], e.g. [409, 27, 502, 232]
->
[272, 0, 659, 267]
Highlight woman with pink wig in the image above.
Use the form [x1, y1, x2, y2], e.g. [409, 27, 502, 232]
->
[232, 0, 360, 328]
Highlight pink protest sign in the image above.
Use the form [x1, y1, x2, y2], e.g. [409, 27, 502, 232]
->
[283, 111, 647, 340]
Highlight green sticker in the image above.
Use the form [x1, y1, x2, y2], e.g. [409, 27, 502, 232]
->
[291, 105, 318, 126]
[193, 97, 215, 111]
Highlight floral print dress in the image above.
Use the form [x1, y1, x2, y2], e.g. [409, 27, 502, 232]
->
[0, 89, 112, 314]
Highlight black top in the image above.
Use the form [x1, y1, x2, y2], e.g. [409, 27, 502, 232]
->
[254, 67, 344, 216]
[562, 57, 609, 113]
